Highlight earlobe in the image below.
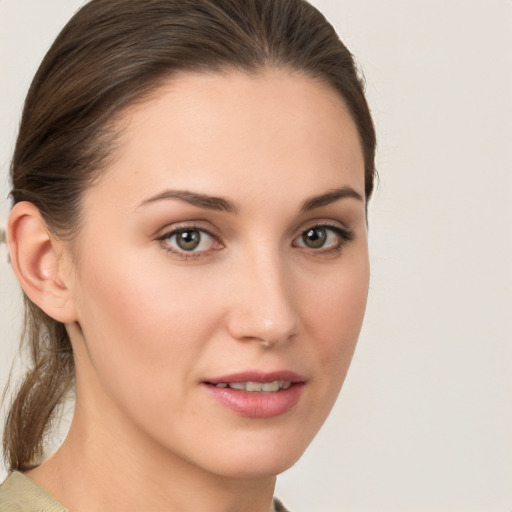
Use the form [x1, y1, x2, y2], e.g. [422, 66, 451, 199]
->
[7, 201, 78, 323]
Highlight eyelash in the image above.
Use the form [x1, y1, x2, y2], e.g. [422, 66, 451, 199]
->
[294, 223, 354, 256]
[157, 225, 220, 260]
[157, 223, 354, 260]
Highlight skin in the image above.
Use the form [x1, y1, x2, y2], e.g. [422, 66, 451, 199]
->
[18, 69, 369, 512]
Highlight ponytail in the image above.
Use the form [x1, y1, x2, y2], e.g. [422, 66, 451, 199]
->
[2, 297, 74, 471]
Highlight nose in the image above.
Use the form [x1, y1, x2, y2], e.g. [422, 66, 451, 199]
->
[225, 250, 298, 348]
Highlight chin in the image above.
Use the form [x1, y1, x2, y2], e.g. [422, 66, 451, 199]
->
[207, 450, 303, 480]
[190, 426, 317, 480]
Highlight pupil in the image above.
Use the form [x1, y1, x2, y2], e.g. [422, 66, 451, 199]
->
[303, 228, 326, 248]
[177, 230, 200, 250]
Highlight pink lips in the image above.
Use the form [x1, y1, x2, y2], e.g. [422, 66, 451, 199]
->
[203, 371, 305, 418]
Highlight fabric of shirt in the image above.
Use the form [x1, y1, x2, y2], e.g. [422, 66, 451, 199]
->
[0, 472, 67, 512]
[0, 471, 289, 512]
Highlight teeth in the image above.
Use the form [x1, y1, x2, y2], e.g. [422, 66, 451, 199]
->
[262, 381, 280, 392]
[214, 380, 292, 392]
[228, 382, 246, 390]
[246, 382, 262, 392]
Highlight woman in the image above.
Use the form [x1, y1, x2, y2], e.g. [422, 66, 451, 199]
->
[0, 0, 376, 510]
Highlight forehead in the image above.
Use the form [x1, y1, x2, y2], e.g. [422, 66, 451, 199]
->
[86, 69, 365, 212]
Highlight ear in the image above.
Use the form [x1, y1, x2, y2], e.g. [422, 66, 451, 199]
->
[7, 201, 78, 323]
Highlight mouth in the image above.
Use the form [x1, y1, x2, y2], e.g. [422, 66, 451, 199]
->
[207, 380, 292, 392]
[202, 371, 305, 418]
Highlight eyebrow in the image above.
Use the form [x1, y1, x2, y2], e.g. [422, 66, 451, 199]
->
[299, 186, 363, 213]
[138, 186, 363, 213]
[139, 190, 238, 213]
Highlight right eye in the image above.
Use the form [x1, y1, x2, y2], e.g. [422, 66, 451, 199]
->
[159, 227, 223, 258]
[292, 223, 353, 254]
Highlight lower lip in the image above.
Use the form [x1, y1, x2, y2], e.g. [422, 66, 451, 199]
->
[203, 383, 304, 418]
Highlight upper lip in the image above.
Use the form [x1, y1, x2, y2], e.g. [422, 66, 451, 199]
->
[204, 370, 306, 384]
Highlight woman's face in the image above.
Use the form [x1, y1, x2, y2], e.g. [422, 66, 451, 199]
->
[65, 70, 369, 478]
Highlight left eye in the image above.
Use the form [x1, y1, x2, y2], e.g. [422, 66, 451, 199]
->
[163, 228, 217, 253]
[294, 225, 350, 250]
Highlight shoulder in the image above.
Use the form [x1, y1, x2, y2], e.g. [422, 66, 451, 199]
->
[0, 472, 68, 512]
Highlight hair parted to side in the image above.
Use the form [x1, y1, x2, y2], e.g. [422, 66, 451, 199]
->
[4, 0, 376, 472]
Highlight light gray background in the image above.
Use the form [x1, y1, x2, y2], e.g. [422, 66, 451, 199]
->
[1, 1, 511, 511]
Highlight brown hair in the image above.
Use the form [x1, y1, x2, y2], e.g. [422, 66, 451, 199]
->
[4, 0, 376, 471]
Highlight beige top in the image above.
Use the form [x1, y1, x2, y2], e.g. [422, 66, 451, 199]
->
[0, 471, 289, 512]
[0, 472, 68, 512]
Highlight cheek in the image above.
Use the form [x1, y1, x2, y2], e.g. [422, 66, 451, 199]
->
[78, 246, 214, 330]
[71, 251, 224, 389]
[70, 254, 232, 438]
[302, 256, 369, 384]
